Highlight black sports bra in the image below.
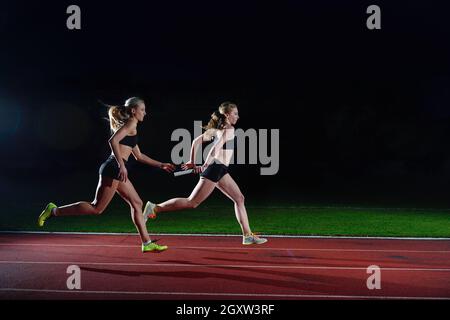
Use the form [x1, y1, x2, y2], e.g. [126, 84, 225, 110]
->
[119, 135, 138, 148]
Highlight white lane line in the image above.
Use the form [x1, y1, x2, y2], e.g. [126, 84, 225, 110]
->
[0, 243, 449, 253]
[0, 288, 449, 300]
[1, 231, 450, 240]
[1, 261, 450, 272]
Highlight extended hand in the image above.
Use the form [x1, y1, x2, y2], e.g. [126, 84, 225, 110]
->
[181, 161, 195, 170]
[160, 163, 176, 173]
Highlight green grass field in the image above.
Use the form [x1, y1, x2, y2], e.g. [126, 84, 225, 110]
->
[2, 200, 450, 237]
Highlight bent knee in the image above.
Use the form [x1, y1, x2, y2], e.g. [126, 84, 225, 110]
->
[134, 199, 144, 209]
[187, 198, 200, 209]
[92, 206, 105, 215]
[130, 198, 144, 211]
[189, 202, 200, 209]
[234, 194, 245, 205]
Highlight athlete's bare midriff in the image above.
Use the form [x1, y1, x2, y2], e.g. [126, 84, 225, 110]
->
[110, 139, 135, 162]
[212, 128, 235, 166]
[214, 148, 233, 166]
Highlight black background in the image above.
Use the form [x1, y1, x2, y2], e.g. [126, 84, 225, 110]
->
[2, 0, 450, 207]
[1, 0, 450, 312]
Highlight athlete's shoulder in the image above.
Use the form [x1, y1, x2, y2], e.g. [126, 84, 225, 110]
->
[203, 128, 217, 141]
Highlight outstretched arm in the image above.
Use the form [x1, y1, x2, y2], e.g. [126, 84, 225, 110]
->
[132, 145, 175, 173]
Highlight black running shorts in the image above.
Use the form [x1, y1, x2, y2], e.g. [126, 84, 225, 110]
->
[200, 161, 229, 183]
[99, 155, 128, 181]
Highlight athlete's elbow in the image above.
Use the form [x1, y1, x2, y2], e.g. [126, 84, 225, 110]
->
[134, 153, 143, 162]
[108, 137, 118, 146]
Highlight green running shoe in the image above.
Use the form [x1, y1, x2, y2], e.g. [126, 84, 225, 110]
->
[142, 241, 168, 253]
[38, 202, 57, 227]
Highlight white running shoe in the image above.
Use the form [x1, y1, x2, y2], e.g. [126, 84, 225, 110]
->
[143, 201, 156, 222]
[242, 233, 268, 245]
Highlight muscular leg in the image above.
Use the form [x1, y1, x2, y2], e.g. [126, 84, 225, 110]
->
[155, 178, 217, 213]
[54, 176, 119, 216]
[217, 174, 251, 235]
[116, 179, 150, 243]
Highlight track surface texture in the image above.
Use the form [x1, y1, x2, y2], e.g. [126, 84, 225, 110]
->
[0, 233, 449, 300]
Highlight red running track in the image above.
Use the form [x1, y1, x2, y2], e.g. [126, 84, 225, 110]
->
[0, 233, 449, 300]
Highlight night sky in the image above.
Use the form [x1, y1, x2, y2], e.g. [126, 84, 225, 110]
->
[2, 0, 450, 206]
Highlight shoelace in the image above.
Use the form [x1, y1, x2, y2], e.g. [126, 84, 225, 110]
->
[246, 232, 262, 239]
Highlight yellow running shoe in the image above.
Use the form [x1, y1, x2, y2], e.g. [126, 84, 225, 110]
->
[142, 240, 168, 253]
[38, 202, 57, 227]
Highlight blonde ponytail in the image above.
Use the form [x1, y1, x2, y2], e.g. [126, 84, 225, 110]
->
[203, 101, 237, 130]
[203, 110, 226, 130]
[108, 105, 130, 132]
[104, 97, 144, 132]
